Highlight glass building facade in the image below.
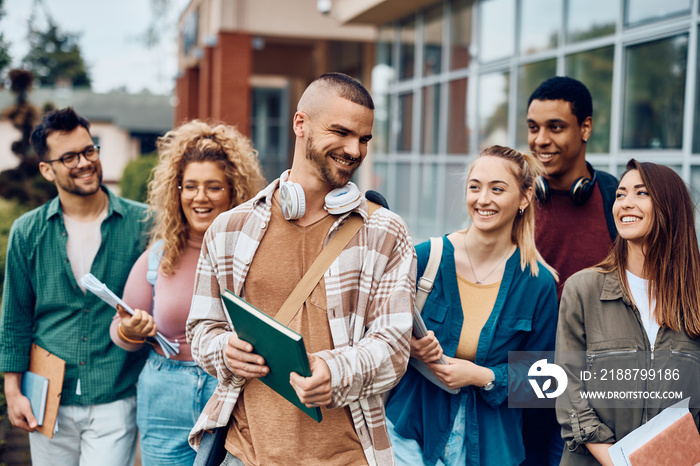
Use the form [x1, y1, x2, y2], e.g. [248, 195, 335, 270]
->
[369, 0, 700, 240]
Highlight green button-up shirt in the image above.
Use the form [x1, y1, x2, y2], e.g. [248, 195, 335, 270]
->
[0, 187, 150, 405]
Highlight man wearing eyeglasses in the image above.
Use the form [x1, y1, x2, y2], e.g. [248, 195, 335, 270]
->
[0, 107, 150, 465]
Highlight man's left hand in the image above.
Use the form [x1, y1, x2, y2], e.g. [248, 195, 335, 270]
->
[289, 354, 332, 408]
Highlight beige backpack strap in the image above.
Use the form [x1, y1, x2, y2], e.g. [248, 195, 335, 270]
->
[415, 237, 443, 313]
[274, 201, 381, 326]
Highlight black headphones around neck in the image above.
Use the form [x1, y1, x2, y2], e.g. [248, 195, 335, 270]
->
[535, 162, 598, 205]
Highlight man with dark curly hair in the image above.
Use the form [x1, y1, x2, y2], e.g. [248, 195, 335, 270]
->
[523, 77, 619, 465]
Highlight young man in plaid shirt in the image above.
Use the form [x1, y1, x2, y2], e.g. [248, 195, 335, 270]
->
[187, 73, 416, 466]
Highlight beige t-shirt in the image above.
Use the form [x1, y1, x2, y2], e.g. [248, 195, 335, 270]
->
[454, 274, 500, 361]
[225, 195, 366, 466]
[63, 209, 107, 293]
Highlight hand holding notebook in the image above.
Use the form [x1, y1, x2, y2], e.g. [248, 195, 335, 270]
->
[221, 289, 322, 422]
[81, 273, 180, 358]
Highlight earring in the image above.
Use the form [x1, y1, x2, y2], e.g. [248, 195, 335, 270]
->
[582, 138, 588, 143]
[519, 208, 524, 215]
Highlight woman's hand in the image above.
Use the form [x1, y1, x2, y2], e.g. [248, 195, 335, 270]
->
[428, 356, 494, 391]
[410, 331, 443, 363]
[117, 304, 157, 340]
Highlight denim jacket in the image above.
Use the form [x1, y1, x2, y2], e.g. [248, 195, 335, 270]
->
[385, 236, 558, 466]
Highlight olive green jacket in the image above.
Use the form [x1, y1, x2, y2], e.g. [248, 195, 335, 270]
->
[555, 268, 700, 465]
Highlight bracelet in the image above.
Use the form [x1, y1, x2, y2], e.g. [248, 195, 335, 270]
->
[118, 324, 146, 344]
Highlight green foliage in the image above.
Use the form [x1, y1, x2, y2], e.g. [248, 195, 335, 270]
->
[0, 197, 28, 298]
[22, 15, 91, 88]
[0, 0, 10, 79]
[120, 153, 158, 203]
[0, 162, 57, 208]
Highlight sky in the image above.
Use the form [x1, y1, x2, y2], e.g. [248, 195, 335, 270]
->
[1, 0, 189, 95]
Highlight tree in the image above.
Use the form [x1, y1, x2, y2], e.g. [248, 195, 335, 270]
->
[0, 69, 57, 206]
[21, 1, 91, 88]
[0, 0, 11, 78]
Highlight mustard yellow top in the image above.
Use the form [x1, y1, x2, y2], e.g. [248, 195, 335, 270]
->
[454, 274, 500, 361]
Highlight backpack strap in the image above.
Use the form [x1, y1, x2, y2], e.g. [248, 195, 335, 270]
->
[146, 239, 165, 287]
[274, 201, 381, 327]
[415, 237, 443, 313]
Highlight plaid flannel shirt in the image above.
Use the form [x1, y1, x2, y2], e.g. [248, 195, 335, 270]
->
[186, 179, 416, 465]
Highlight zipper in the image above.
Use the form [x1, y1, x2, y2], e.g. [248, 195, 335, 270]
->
[670, 350, 700, 362]
[586, 349, 638, 369]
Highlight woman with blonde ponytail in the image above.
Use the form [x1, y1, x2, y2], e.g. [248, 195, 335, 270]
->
[385, 145, 558, 466]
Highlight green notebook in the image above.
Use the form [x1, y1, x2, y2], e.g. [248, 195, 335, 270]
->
[221, 289, 322, 423]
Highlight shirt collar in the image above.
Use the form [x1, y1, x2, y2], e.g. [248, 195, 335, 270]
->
[45, 185, 118, 221]
[600, 268, 632, 305]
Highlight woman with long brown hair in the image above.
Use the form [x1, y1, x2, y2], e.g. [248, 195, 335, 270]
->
[556, 159, 700, 465]
[109, 120, 264, 465]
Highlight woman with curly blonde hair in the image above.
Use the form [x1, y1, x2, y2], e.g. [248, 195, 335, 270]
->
[110, 120, 264, 465]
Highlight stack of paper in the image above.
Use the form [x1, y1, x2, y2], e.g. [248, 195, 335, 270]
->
[609, 398, 700, 466]
[81, 273, 180, 358]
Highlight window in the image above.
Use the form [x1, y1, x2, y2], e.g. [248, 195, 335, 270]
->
[516, 59, 556, 149]
[520, 0, 562, 55]
[423, 4, 444, 77]
[398, 18, 416, 80]
[447, 78, 470, 154]
[567, 0, 617, 42]
[422, 85, 441, 154]
[396, 93, 414, 152]
[566, 47, 614, 153]
[478, 71, 510, 149]
[450, 0, 473, 70]
[251, 88, 289, 181]
[626, 0, 691, 27]
[479, 0, 515, 62]
[622, 35, 688, 149]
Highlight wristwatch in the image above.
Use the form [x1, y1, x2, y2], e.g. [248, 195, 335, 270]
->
[482, 371, 495, 391]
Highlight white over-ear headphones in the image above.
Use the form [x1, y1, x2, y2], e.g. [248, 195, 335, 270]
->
[279, 170, 362, 220]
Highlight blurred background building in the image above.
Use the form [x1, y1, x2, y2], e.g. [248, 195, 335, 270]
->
[177, 0, 700, 240]
[0, 87, 172, 191]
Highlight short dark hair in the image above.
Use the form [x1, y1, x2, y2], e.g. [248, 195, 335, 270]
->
[31, 107, 91, 161]
[527, 76, 592, 126]
[315, 72, 374, 110]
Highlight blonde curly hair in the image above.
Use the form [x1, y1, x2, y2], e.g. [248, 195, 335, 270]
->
[147, 120, 265, 275]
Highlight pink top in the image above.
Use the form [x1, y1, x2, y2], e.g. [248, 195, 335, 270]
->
[109, 235, 203, 361]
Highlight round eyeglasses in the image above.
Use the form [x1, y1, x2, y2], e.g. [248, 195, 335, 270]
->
[45, 145, 100, 168]
[178, 184, 228, 201]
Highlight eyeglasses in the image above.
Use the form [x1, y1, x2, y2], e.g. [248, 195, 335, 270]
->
[178, 184, 228, 201]
[45, 145, 100, 168]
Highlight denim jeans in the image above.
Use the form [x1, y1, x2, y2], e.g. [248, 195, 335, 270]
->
[220, 452, 245, 466]
[387, 393, 468, 466]
[137, 351, 218, 466]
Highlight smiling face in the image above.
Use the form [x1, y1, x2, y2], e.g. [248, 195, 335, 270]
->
[466, 156, 530, 236]
[613, 169, 653, 247]
[298, 96, 373, 189]
[39, 126, 102, 197]
[527, 99, 592, 190]
[180, 161, 231, 237]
